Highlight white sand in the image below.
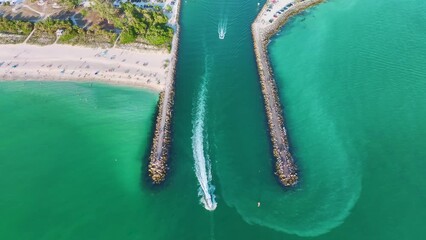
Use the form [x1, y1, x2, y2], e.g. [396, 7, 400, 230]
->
[0, 44, 171, 91]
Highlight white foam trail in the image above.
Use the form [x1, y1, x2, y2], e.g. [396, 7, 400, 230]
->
[192, 56, 217, 211]
[218, 17, 227, 40]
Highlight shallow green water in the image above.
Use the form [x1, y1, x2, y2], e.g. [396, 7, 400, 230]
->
[1, 0, 426, 239]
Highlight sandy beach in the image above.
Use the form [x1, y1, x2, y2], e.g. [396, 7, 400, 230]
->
[1, 0, 182, 183]
[0, 44, 171, 91]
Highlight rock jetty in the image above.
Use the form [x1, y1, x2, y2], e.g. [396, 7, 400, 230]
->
[147, 0, 181, 184]
[252, 0, 324, 187]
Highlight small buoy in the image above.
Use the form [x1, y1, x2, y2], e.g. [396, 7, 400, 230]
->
[257, 202, 261, 207]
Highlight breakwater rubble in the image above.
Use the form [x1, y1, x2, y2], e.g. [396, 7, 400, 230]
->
[252, 0, 324, 187]
[147, 0, 181, 184]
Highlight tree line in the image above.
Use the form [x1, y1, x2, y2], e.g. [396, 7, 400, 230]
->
[1, 0, 174, 48]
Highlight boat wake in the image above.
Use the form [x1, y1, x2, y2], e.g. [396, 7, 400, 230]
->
[192, 56, 217, 211]
[218, 17, 227, 40]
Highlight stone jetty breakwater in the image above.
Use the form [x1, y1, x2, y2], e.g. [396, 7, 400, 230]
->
[252, 0, 324, 187]
[147, 0, 181, 184]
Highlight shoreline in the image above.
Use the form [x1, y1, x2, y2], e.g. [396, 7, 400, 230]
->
[0, 78, 162, 92]
[0, 44, 170, 92]
[252, 0, 324, 187]
[0, 0, 182, 185]
[147, 0, 181, 184]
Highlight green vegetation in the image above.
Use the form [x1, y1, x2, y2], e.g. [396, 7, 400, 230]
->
[120, 28, 137, 44]
[28, 18, 116, 46]
[120, 3, 173, 46]
[60, 24, 117, 46]
[0, 17, 33, 35]
[91, 0, 122, 27]
[28, 18, 74, 45]
[1, 0, 174, 48]
[34, 18, 74, 34]
[91, 0, 173, 47]
[80, 9, 89, 17]
[165, 5, 172, 12]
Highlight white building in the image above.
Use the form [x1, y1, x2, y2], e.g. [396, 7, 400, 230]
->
[56, 29, 64, 37]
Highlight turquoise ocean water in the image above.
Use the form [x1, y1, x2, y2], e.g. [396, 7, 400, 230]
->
[1, 0, 426, 239]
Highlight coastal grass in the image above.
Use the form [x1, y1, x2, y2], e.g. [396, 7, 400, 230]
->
[0, 17, 33, 43]
[59, 25, 117, 48]
[26, 18, 116, 47]
[92, 1, 173, 48]
[0, 17, 33, 35]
